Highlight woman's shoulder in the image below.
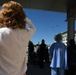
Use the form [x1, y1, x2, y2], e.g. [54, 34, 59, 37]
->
[0, 27, 12, 35]
[0, 27, 11, 31]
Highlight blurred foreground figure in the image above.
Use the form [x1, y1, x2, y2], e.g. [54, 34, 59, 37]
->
[50, 34, 67, 75]
[0, 1, 36, 75]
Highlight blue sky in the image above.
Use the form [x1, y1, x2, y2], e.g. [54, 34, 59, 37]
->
[24, 9, 68, 45]
[0, 6, 75, 45]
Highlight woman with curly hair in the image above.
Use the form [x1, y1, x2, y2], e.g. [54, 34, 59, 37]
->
[0, 1, 36, 75]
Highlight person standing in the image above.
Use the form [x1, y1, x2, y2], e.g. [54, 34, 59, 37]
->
[38, 39, 47, 68]
[67, 39, 76, 75]
[0, 1, 36, 75]
[50, 34, 67, 75]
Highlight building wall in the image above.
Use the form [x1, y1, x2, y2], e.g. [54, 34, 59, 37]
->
[62, 33, 67, 45]
[61, 32, 76, 45]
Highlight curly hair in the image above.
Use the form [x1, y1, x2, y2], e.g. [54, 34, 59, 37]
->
[0, 1, 26, 29]
[54, 34, 62, 42]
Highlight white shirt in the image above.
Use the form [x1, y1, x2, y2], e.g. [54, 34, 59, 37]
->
[0, 18, 36, 75]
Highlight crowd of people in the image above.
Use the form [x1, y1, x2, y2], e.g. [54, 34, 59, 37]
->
[28, 34, 76, 75]
[28, 39, 49, 68]
[0, 1, 76, 75]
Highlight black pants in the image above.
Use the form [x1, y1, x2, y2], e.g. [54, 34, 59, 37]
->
[38, 57, 44, 68]
[66, 65, 76, 75]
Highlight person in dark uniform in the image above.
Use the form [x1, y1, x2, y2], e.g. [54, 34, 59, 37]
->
[38, 39, 47, 68]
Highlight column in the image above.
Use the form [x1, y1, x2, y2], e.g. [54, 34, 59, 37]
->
[67, 7, 75, 46]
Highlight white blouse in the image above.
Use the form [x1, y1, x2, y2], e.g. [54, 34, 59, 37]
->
[0, 18, 36, 75]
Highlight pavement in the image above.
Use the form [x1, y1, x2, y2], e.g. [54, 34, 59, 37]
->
[26, 62, 51, 75]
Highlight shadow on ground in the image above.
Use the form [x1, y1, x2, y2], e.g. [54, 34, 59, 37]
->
[26, 62, 50, 75]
